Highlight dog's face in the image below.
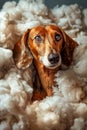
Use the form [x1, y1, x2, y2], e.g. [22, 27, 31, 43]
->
[29, 25, 64, 69]
[13, 25, 78, 69]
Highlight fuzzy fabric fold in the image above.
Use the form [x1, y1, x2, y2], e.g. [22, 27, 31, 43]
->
[0, 0, 87, 130]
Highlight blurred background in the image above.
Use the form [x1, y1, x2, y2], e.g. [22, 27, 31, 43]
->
[45, 0, 87, 8]
[0, 0, 87, 9]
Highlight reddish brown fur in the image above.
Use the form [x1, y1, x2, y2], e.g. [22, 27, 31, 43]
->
[13, 25, 78, 101]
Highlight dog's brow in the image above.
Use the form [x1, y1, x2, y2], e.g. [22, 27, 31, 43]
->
[30, 27, 46, 39]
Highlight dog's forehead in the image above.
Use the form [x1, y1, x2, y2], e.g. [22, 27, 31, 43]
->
[46, 25, 61, 32]
[30, 25, 61, 36]
[30, 25, 46, 37]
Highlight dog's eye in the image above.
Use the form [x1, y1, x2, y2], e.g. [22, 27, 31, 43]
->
[34, 35, 42, 43]
[55, 33, 61, 41]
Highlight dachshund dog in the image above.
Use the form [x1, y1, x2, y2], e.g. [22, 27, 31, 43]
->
[13, 24, 78, 101]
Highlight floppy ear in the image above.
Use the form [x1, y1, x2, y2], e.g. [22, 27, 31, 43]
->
[60, 28, 78, 66]
[13, 29, 33, 69]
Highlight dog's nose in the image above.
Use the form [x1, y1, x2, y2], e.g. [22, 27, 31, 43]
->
[48, 53, 59, 64]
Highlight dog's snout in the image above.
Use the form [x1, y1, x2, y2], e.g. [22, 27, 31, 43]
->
[48, 53, 59, 64]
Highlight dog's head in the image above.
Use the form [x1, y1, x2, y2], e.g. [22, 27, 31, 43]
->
[13, 25, 78, 69]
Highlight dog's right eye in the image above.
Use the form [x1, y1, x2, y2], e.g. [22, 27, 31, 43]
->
[34, 35, 42, 43]
[55, 33, 61, 42]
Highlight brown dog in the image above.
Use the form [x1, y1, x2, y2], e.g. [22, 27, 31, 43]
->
[13, 25, 78, 100]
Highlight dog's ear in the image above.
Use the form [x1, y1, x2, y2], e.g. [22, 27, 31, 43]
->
[60, 28, 78, 66]
[13, 29, 33, 69]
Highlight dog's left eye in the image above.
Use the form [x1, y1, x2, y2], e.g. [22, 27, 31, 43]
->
[34, 35, 42, 43]
[55, 33, 61, 41]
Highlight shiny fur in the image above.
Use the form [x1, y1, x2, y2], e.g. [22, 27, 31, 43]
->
[13, 25, 78, 100]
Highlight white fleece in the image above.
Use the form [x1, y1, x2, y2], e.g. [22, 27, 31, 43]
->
[0, 0, 87, 130]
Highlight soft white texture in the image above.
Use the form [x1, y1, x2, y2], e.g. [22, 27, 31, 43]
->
[73, 45, 87, 77]
[0, 0, 87, 130]
[0, 48, 12, 67]
[54, 69, 85, 102]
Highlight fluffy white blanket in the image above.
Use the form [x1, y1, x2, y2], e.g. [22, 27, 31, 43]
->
[0, 0, 87, 130]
